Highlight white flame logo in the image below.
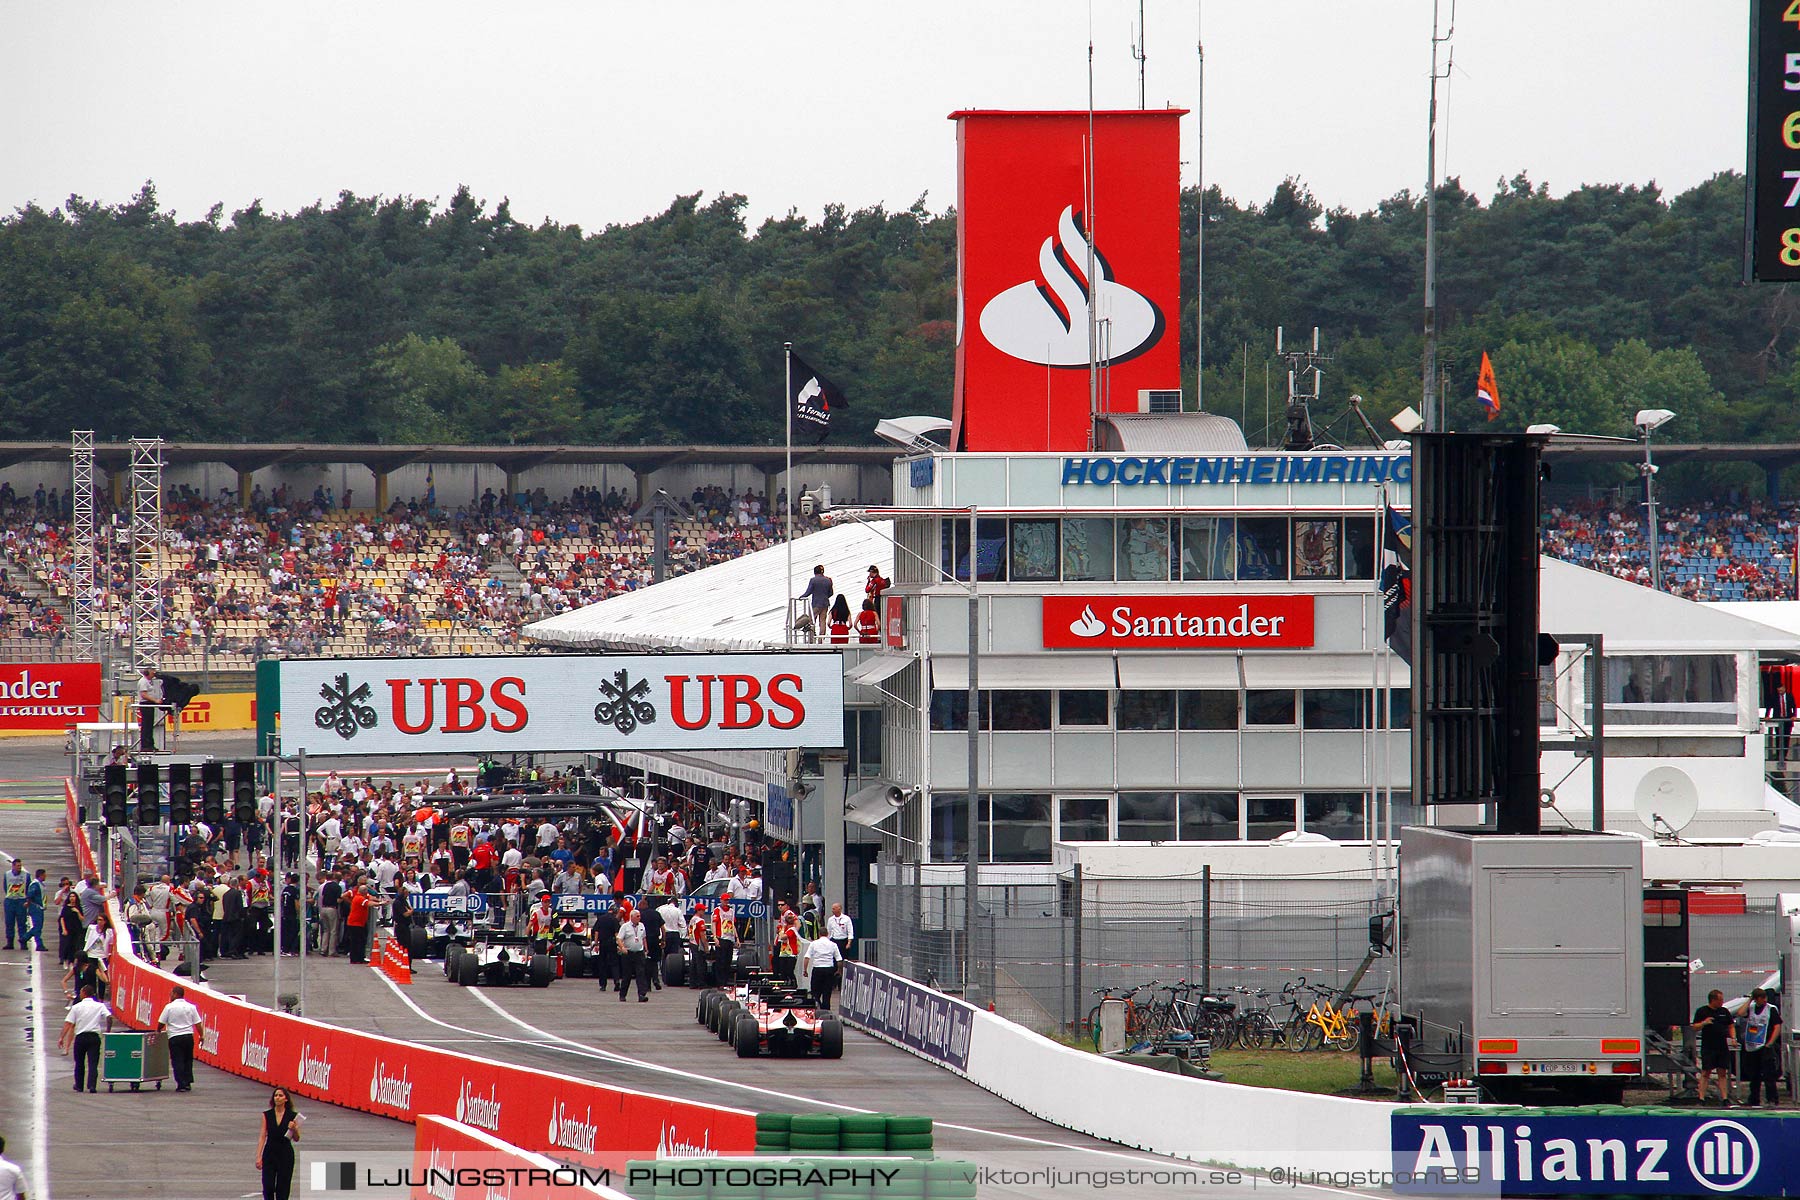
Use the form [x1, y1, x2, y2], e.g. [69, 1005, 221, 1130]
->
[979, 206, 1162, 366]
[1069, 605, 1106, 638]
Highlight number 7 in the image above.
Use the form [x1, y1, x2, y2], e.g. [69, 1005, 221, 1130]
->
[1784, 171, 1800, 207]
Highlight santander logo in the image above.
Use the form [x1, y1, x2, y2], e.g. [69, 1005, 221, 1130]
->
[657, 1121, 714, 1159]
[297, 1043, 333, 1091]
[979, 206, 1162, 366]
[240, 1029, 270, 1072]
[199, 1023, 220, 1056]
[548, 1099, 599, 1154]
[455, 1078, 503, 1132]
[368, 1060, 414, 1110]
[1068, 605, 1106, 638]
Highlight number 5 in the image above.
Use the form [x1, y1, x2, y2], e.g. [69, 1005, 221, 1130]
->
[1787, 52, 1800, 90]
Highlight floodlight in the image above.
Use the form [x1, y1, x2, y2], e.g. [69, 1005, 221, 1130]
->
[1526, 423, 1562, 435]
[1634, 408, 1676, 433]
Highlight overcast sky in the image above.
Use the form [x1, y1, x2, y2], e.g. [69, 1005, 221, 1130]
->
[1, 2, 1746, 231]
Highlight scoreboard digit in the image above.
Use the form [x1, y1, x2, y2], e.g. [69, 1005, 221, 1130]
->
[1748, 0, 1800, 280]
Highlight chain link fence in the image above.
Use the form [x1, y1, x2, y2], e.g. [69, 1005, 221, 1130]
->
[873, 861, 1787, 1041]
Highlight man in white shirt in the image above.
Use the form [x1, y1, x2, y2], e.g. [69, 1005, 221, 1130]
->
[803, 933, 844, 1010]
[158, 985, 206, 1092]
[825, 903, 856, 960]
[316, 815, 342, 866]
[536, 820, 560, 853]
[135, 667, 163, 751]
[59, 986, 110, 1093]
[0, 1132, 31, 1200]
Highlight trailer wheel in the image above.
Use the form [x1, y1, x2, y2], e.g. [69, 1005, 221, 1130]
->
[819, 1017, 844, 1059]
[734, 1014, 761, 1058]
[529, 954, 555, 988]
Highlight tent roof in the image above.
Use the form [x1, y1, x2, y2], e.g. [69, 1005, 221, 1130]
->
[1543, 558, 1800, 653]
[523, 520, 895, 653]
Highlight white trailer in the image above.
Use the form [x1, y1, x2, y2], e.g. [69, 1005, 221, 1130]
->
[1400, 827, 1645, 1102]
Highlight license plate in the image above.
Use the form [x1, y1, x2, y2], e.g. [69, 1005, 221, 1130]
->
[1526, 1062, 1588, 1074]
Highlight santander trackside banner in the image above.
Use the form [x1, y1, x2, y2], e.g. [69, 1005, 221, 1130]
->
[0, 661, 102, 730]
[1041, 595, 1315, 650]
[951, 109, 1186, 453]
[72, 785, 756, 1169]
[278, 654, 845, 756]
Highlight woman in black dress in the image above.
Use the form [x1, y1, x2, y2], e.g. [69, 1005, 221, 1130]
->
[56, 892, 84, 998]
[255, 1085, 302, 1200]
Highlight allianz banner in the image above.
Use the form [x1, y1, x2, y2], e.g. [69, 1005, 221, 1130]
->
[278, 654, 844, 757]
[1391, 1110, 1799, 1196]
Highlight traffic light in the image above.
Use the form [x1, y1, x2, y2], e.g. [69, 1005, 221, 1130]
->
[167, 762, 193, 826]
[232, 761, 258, 824]
[102, 765, 129, 827]
[200, 762, 226, 827]
[135, 763, 161, 826]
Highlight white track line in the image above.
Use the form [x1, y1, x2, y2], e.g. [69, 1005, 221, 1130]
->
[370, 972, 1373, 1197]
[31, 952, 52, 1200]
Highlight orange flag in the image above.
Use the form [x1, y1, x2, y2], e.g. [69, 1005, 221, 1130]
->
[1477, 352, 1501, 421]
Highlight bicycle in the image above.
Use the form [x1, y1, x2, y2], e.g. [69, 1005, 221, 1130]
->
[1085, 983, 1157, 1049]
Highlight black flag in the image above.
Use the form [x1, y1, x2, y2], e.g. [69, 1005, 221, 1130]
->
[789, 353, 849, 444]
[1379, 503, 1413, 664]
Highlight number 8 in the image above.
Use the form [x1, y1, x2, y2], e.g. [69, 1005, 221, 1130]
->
[1781, 228, 1800, 267]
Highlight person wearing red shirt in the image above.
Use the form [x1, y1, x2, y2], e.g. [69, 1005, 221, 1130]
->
[855, 599, 881, 644]
[344, 885, 372, 965]
[526, 896, 557, 952]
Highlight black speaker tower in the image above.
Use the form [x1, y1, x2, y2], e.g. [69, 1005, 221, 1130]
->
[1409, 432, 1547, 833]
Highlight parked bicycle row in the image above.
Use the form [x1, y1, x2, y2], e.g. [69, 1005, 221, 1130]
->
[1083, 977, 1398, 1054]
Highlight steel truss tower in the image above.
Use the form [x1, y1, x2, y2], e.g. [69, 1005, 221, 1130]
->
[70, 431, 99, 662]
[128, 437, 164, 674]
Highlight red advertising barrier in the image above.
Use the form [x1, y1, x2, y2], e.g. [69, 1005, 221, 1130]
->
[411, 1115, 632, 1200]
[1, 661, 101, 730]
[73, 784, 756, 1170]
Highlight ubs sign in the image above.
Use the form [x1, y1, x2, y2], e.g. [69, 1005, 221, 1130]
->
[1042, 595, 1314, 650]
[278, 654, 846, 757]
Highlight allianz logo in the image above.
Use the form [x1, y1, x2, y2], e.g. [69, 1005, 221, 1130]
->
[368, 1060, 414, 1110]
[297, 1042, 332, 1090]
[548, 1099, 598, 1154]
[455, 1078, 503, 1132]
[1410, 1119, 1761, 1192]
[240, 1029, 270, 1071]
[656, 1122, 713, 1159]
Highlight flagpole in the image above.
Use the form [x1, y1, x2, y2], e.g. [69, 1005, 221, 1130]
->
[785, 342, 795, 648]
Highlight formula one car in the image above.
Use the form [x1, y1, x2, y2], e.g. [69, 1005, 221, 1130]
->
[407, 888, 503, 961]
[444, 929, 557, 988]
[696, 971, 843, 1059]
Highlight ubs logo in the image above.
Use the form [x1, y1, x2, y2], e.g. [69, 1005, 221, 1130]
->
[314, 673, 377, 741]
[1687, 1120, 1760, 1193]
[594, 669, 655, 735]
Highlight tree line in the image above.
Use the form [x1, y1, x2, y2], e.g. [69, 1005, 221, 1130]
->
[1, 173, 1795, 488]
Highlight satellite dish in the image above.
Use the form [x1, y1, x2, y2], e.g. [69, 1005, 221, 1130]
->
[1634, 766, 1699, 836]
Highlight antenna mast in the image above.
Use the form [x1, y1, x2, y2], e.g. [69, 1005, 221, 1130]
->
[1422, 0, 1454, 431]
[1133, 0, 1147, 108]
[1278, 326, 1330, 452]
[1087, 37, 1100, 446]
[1196, 6, 1205, 410]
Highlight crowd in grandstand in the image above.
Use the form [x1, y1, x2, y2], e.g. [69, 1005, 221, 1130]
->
[1540, 496, 1799, 601]
[0, 478, 818, 658]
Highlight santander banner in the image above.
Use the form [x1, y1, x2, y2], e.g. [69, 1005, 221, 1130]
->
[951, 109, 1185, 453]
[0, 662, 102, 730]
[277, 654, 845, 756]
[1042, 595, 1314, 650]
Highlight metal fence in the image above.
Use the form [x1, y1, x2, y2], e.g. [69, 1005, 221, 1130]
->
[873, 861, 1395, 1035]
[873, 861, 1787, 1039]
